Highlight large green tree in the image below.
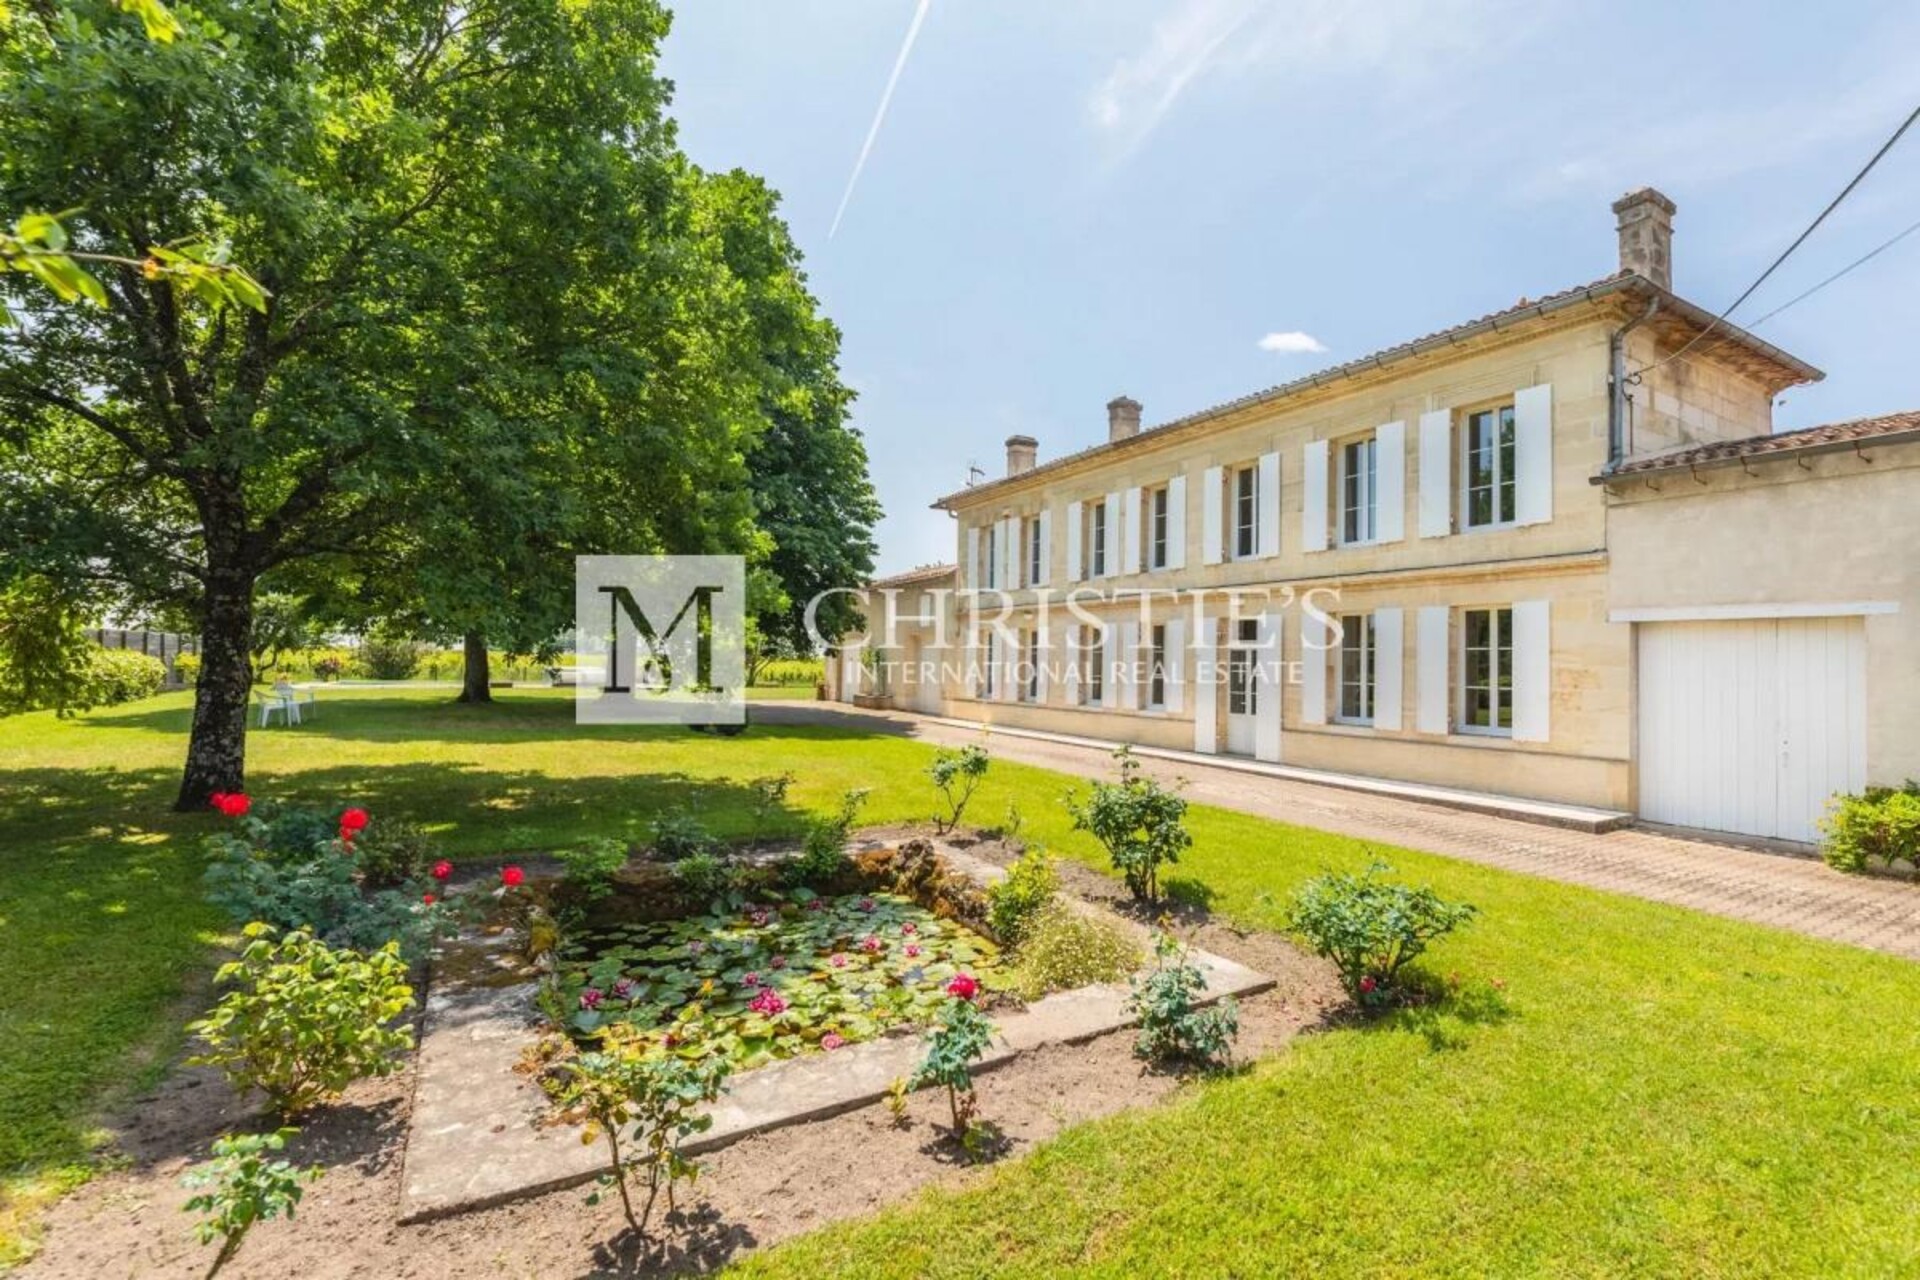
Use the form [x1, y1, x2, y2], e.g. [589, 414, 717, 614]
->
[0, 0, 787, 806]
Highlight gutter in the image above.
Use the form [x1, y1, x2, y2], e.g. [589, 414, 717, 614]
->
[1591, 427, 1920, 485]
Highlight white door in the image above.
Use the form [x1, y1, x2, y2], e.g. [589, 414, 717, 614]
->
[1637, 617, 1866, 843]
[1225, 618, 1260, 756]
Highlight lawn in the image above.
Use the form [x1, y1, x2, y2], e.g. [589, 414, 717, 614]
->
[3, 687, 1918, 1275]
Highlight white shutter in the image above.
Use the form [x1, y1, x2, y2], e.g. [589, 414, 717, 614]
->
[1302, 440, 1329, 553]
[1416, 605, 1449, 733]
[1121, 487, 1142, 575]
[1375, 420, 1406, 544]
[1165, 475, 1187, 571]
[1061, 626, 1079, 705]
[1118, 620, 1140, 709]
[1033, 622, 1050, 703]
[999, 631, 1019, 703]
[965, 526, 981, 589]
[967, 622, 984, 698]
[1201, 467, 1223, 566]
[1515, 383, 1553, 527]
[1256, 451, 1281, 558]
[1065, 501, 1083, 583]
[1192, 616, 1216, 752]
[1255, 612, 1282, 762]
[1163, 616, 1185, 713]
[1103, 491, 1122, 577]
[1418, 409, 1451, 539]
[1035, 508, 1052, 587]
[1300, 610, 1328, 726]
[1373, 607, 1404, 731]
[1512, 599, 1551, 742]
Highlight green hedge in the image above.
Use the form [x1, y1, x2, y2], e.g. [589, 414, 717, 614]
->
[0, 645, 167, 715]
[1821, 784, 1920, 873]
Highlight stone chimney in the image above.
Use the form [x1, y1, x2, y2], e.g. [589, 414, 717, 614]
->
[1107, 395, 1142, 443]
[1004, 434, 1038, 477]
[1613, 187, 1675, 291]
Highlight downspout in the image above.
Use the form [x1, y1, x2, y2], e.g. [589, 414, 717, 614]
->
[1606, 298, 1660, 472]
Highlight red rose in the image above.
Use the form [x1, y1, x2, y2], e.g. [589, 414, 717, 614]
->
[422, 893, 437, 906]
[946, 973, 979, 1001]
[1359, 976, 1378, 994]
[339, 807, 370, 833]
[432, 859, 453, 881]
[501, 865, 525, 888]
[211, 792, 251, 818]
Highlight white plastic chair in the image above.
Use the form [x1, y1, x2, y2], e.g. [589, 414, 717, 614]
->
[256, 689, 296, 727]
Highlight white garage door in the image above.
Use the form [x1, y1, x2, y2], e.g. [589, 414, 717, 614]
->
[1637, 617, 1866, 843]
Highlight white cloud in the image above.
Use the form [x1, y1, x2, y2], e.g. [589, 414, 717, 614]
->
[1257, 330, 1328, 355]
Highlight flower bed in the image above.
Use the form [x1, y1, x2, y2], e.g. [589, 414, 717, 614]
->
[552, 888, 1005, 1072]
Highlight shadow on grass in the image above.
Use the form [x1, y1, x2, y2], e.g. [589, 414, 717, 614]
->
[1380, 970, 1518, 1051]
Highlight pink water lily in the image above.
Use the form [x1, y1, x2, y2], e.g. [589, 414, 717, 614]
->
[857, 898, 876, 913]
[749, 988, 787, 1016]
[829, 953, 848, 969]
[770, 955, 788, 970]
[821, 1032, 846, 1051]
[904, 944, 922, 959]
[900, 922, 917, 936]
[611, 978, 636, 1000]
[579, 988, 604, 1010]
[748, 907, 772, 926]
[860, 934, 883, 954]
[804, 898, 826, 913]
[742, 971, 762, 989]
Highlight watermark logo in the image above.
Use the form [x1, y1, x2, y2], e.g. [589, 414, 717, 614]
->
[574, 556, 746, 725]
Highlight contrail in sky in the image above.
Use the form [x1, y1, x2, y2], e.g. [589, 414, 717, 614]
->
[829, 0, 932, 240]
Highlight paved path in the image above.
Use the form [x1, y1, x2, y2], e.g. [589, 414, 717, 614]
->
[758, 703, 1920, 962]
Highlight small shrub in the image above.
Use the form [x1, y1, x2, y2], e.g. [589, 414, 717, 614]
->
[1128, 931, 1237, 1066]
[648, 810, 714, 862]
[554, 1027, 731, 1238]
[311, 654, 344, 681]
[83, 646, 167, 705]
[671, 851, 732, 902]
[747, 772, 795, 847]
[1286, 862, 1478, 1007]
[182, 1128, 323, 1278]
[559, 837, 629, 901]
[1010, 901, 1140, 999]
[928, 744, 990, 833]
[355, 634, 423, 680]
[986, 845, 1058, 945]
[1821, 786, 1920, 873]
[909, 975, 994, 1139]
[1067, 748, 1192, 903]
[173, 651, 202, 685]
[786, 787, 869, 886]
[188, 923, 415, 1117]
[349, 816, 436, 888]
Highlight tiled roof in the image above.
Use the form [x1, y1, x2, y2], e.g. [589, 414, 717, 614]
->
[867, 562, 956, 589]
[935, 271, 1824, 510]
[1606, 410, 1920, 477]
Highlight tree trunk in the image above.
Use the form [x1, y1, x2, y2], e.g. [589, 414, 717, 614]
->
[457, 631, 491, 703]
[175, 569, 255, 811]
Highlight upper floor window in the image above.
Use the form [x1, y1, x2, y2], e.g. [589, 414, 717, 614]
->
[1338, 613, 1375, 724]
[1147, 485, 1170, 570]
[1460, 606, 1513, 735]
[1025, 517, 1043, 586]
[983, 522, 999, 589]
[1147, 623, 1168, 710]
[1341, 437, 1377, 545]
[1232, 465, 1258, 559]
[1088, 500, 1108, 577]
[1463, 405, 1517, 530]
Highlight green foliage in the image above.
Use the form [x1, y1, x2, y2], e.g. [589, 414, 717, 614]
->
[187, 924, 414, 1117]
[1010, 902, 1141, 1000]
[1127, 932, 1238, 1067]
[747, 771, 795, 847]
[649, 810, 715, 862]
[558, 838, 630, 902]
[1067, 748, 1192, 903]
[669, 852, 733, 904]
[1821, 784, 1920, 873]
[558, 891, 1003, 1069]
[1286, 862, 1478, 1006]
[555, 1028, 731, 1238]
[754, 658, 824, 687]
[181, 1128, 321, 1278]
[349, 816, 437, 889]
[910, 993, 996, 1135]
[202, 806, 460, 962]
[173, 651, 202, 684]
[986, 846, 1059, 946]
[82, 646, 167, 704]
[0, 575, 94, 716]
[355, 634, 424, 681]
[788, 787, 869, 884]
[928, 744, 991, 833]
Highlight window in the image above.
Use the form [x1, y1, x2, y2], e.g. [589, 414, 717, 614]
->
[1463, 405, 1517, 530]
[1232, 466, 1258, 559]
[1460, 607, 1514, 734]
[1088, 500, 1108, 577]
[979, 632, 995, 699]
[1082, 625, 1105, 706]
[1147, 623, 1168, 710]
[1341, 437, 1377, 545]
[983, 522, 999, 589]
[1022, 630, 1039, 702]
[1026, 517, 1043, 586]
[1226, 618, 1259, 716]
[1338, 613, 1375, 724]
[1147, 485, 1170, 570]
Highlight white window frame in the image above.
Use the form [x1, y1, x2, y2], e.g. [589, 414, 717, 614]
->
[1226, 617, 1260, 716]
[1025, 517, 1042, 587]
[1340, 436, 1378, 546]
[1081, 625, 1105, 707]
[1021, 629, 1039, 703]
[983, 522, 999, 589]
[1457, 606, 1514, 736]
[1147, 622, 1168, 710]
[1088, 500, 1108, 578]
[1461, 405, 1518, 532]
[1230, 465, 1259, 561]
[1336, 613, 1375, 725]
[1147, 485, 1170, 570]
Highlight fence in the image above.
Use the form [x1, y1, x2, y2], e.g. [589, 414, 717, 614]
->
[93, 628, 198, 684]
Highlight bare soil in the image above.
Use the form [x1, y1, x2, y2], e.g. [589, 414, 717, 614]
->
[18, 837, 1346, 1279]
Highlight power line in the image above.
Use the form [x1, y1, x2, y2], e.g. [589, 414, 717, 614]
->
[1633, 102, 1920, 379]
[1744, 212, 1920, 329]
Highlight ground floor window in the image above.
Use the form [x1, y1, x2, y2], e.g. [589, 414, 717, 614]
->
[1082, 626, 1105, 706]
[1022, 630, 1039, 702]
[1227, 618, 1259, 716]
[1460, 606, 1513, 734]
[1147, 623, 1167, 710]
[1338, 613, 1375, 724]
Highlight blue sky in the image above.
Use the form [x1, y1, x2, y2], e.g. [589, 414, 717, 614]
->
[660, 1, 1920, 575]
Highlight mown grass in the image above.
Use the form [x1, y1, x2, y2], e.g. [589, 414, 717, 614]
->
[3, 687, 1918, 1275]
